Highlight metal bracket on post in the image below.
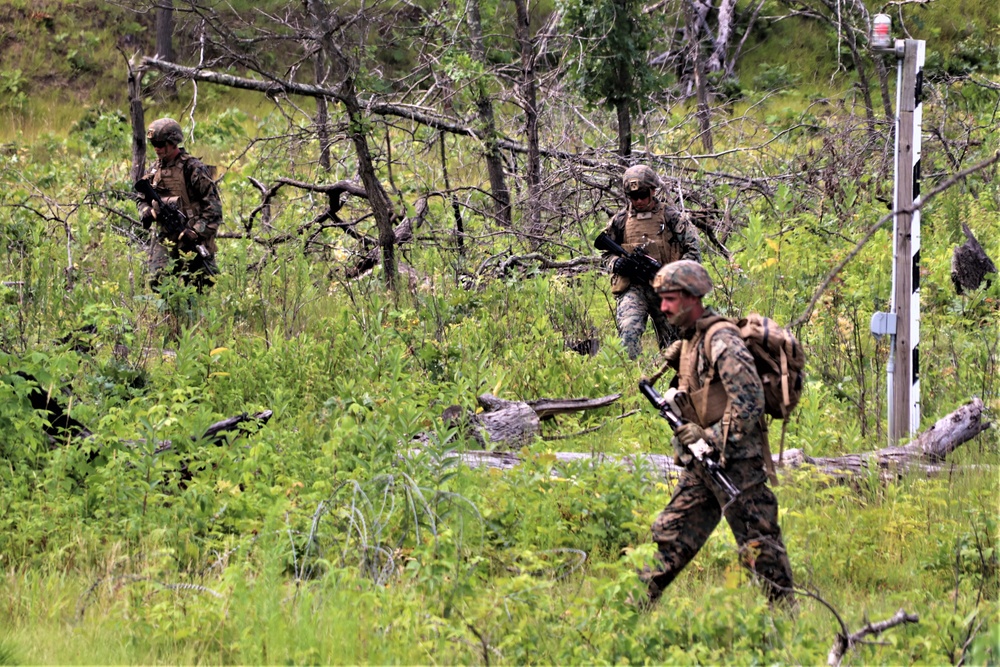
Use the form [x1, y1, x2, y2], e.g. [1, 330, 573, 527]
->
[870, 312, 896, 340]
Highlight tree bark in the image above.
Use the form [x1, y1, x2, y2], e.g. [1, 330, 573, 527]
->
[315, 49, 332, 172]
[341, 78, 399, 289]
[615, 100, 632, 161]
[155, 0, 176, 62]
[707, 0, 738, 73]
[154, 0, 177, 99]
[513, 0, 543, 240]
[346, 198, 427, 279]
[467, 0, 513, 228]
[439, 133, 465, 257]
[127, 57, 147, 184]
[430, 392, 623, 449]
[685, 0, 713, 152]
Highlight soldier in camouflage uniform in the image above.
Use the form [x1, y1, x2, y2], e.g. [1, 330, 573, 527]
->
[639, 260, 795, 606]
[601, 165, 701, 359]
[137, 118, 222, 292]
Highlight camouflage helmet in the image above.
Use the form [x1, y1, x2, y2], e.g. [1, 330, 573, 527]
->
[621, 165, 660, 194]
[653, 260, 713, 297]
[147, 118, 184, 146]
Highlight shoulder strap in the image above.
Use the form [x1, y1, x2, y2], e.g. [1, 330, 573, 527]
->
[679, 315, 732, 392]
[701, 318, 740, 366]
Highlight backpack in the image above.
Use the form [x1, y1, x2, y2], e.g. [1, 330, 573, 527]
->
[679, 313, 806, 474]
[706, 314, 805, 420]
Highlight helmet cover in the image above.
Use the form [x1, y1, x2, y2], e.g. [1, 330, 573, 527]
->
[652, 260, 713, 297]
[147, 118, 184, 145]
[621, 165, 660, 193]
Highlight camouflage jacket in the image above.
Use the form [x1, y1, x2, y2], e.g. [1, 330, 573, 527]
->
[138, 150, 222, 243]
[681, 307, 765, 462]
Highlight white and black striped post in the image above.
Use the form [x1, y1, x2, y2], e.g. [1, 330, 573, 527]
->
[879, 37, 925, 444]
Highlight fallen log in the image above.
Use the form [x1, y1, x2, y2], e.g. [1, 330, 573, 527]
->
[433, 392, 623, 448]
[151, 410, 275, 454]
[780, 396, 990, 480]
[415, 398, 990, 483]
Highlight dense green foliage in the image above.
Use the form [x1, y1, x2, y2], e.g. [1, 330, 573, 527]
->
[0, 0, 998, 664]
[559, 0, 663, 112]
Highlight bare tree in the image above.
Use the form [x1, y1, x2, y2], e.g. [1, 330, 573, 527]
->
[684, 0, 713, 151]
[466, 0, 514, 228]
[512, 0, 542, 239]
[155, 0, 175, 61]
[154, 0, 178, 98]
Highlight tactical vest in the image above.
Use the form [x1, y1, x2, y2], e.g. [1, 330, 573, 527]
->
[678, 317, 734, 429]
[622, 203, 682, 266]
[151, 154, 200, 222]
[612, 202, 683, 294]
[678, 315, 776, 476]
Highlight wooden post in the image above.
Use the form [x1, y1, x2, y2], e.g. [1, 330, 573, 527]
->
[888, 40, 924, 444]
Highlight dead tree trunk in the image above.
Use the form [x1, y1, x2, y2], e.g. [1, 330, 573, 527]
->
[513, 0, 543, 240]
[615, 99, 632, 161]
[127, 57, 147, 184]
[467, 0, 513, 228]
[439, 133, 465, 257]
[685, 0, 713, 152]
[707, 0, 737, 73]
[346, 198, 427, 279]
[155, 0, 177, 99]
[341, 78, 400, 289]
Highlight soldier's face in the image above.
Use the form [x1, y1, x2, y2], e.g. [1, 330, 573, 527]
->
[153, 141, 180, 161]
[628, 187, 654, 211]
[659, 290, 700, 327]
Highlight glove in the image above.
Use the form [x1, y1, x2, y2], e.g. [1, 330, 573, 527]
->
[676, 423, 714, 463]
[179, 227, 199, 243]
[139, 207, 156, 230]
[662, 340, 683, 368]
[611, 257, 631, 276]
[676, 422, 706, 446]
[671, 436, 693, 466]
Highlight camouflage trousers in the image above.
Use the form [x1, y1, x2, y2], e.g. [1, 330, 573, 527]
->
[615, 283, 677, 359]
[149, 237, 219, 293]
[641, 457, 795, 604]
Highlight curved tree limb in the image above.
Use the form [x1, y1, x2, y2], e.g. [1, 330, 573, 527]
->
[828, 608, 920, 667]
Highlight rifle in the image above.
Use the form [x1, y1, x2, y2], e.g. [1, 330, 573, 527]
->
[594, 231, 662, 283]
[134, 178, 210, 259]
[638, 379, 741, 506]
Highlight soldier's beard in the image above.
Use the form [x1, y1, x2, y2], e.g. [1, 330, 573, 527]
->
[666, 306, 694, 328]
